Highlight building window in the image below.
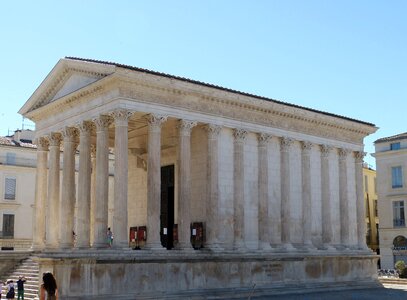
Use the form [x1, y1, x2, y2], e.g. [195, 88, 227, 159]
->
[4, 178, 16, 200]
[5, 153, 16, 165]
[392, 166, 403, 188]
[2, 214, 14, 238]
[393, 201, 405, 227]
[365, 175, 369, 193]
[391, 142, 401, 151]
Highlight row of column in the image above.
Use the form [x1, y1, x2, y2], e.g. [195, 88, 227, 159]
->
[32, 110, 367, 251]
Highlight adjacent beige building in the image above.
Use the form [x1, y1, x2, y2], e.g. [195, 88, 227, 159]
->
[364, 165, 379, 253]
[19, 57, 379, 299]
[374, 133, 407, 269]
[0, 130, 36, 250]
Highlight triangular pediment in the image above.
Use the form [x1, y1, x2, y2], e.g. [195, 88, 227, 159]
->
[19, 58, 116, 116]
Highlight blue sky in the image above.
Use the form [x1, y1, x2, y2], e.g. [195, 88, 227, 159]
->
[1, 1, 406, 167]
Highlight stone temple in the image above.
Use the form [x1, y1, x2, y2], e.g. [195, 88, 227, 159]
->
[19, 57, 378, 299]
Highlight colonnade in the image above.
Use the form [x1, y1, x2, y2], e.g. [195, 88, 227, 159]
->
[32, 109, 367, 252]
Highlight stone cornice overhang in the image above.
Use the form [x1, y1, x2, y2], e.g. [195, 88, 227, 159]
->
[372, 148, 407, 158]
[20, 58, 378, 144]
[114, 69, 377, 143]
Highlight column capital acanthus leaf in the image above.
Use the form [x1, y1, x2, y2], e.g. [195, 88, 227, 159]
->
[204, 124, 222, 138]
[301, 141, 313, 151]
[146, 114, 168, 130]
[233, 128, 248, 142]
[338, 148, 351, 160]
[320, 144, 333, 157]
[354, 151, 366, 163]
[110, 109, 134, 123]
[62, 127, 79, 141]
[280, 137, 294, 151]
[48, 132, 62, 146]
[258, 133, 272, 145]
[93, 115, 113, 131]
[35, 137, 49, 151]
[177, 119, 197, 136]
[77, 120, 95, 134]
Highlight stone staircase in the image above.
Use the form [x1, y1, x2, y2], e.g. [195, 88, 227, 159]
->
[1, 257, 39, 300]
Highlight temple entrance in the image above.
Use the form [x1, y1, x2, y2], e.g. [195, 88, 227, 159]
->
[160, 165, 175, 249]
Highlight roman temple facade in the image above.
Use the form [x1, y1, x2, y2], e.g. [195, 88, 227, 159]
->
[19, 57, 378, 299]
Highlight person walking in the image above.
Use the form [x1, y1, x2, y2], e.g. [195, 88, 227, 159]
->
[107, 227, 113, 247]
[39, 272, 58, 300]
[16, 276, 26, 300]
[6, 280, 15, 300]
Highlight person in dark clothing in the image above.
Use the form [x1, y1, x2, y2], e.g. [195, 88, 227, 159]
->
[16, 276, 26, 300]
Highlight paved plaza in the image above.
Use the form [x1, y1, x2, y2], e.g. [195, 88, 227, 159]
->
[252, 284, 407, 300]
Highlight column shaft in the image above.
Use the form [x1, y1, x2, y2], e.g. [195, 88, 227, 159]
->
[112, 110, 132, 248]
[233, 129, 247, 250]
[355, 151, 368, 249]
[76, 122, 93, 248]
[280, 137, 293, 247]
[258, 133, 272, 250]
[92, 116, 111, 248]
[60, 127, 78, 249]
[339, 149, 350, 247]
[46, 133, 62, 249]
[146, 114, 167, 250]
[177, 120, 197, 250]
[301, 142, 313, 247]
[320, 145, 333, 247]
[205, 124, 221, 249]
[33, 137, 49, 250]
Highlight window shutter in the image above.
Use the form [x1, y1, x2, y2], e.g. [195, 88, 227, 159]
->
[4, 178, 16, 200]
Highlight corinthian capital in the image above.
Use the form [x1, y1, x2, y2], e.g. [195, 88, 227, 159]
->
[177, 119, 197, 136]
[77, 121, 95, 135]
[48, 132, 62, 147]
[320, 144, 332, 158]
[110, 110, 134, 125]
[233, 128, 248, 143]
[354, 151, 366, 163]
[61, 127, 79, 141]
[93, 115, 113, 131]
[338, 148, 351, 160]
[35, 137, 49, 151]
[301, 141, 313, 154]
[146, 114, 168, 132]
[280, 137, 294, 152]
[204, 124, 222, 139]
[258, 133, 272, 146]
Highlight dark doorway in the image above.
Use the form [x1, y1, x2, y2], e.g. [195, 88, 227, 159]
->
[2, 214, 14, 238]
[160, 165, 175, 249]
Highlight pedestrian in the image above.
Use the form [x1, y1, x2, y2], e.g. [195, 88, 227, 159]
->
[16, 276, 26, 300]
[107, 227, 113, 247]
[6, 280, 15, 300]
[0, 280, 5, 299]
[39, 272, 58, 300]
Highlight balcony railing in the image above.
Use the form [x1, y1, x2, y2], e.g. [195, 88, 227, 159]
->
[394, 219, 406, 227]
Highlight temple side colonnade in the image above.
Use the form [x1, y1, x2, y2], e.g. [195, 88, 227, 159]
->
[32, 109, 368, 253]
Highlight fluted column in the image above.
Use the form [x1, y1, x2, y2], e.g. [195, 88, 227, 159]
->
[60, 127, 79, 249]
[301, 141, 314, 248]
[205, 124, 222, 249]
[90, 145, 96, 247]
[111, 110, 133, 248]
[280, 137, 293, 248]
[76, 121, 93, 249]
[145, 114, 167, 250]
[177, 119, 197, 250]
[33, 137, 49, 250]
[258, 133, 272, 251]
[338, 148, 351, 248]
[320, 145, 334, 248]
[92, 115, 112, 248]
[355, 151, 368, 250]
[233, 128, 247, 251]
[46, 132, 62, 249]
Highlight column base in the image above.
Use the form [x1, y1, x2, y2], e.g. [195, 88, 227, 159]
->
[319, 244, 337, 251]
[281, 243, 296, 251]
[258, 242, 272, 251]
[145, 242, 166, 251]
[233, 241, 247, 252]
